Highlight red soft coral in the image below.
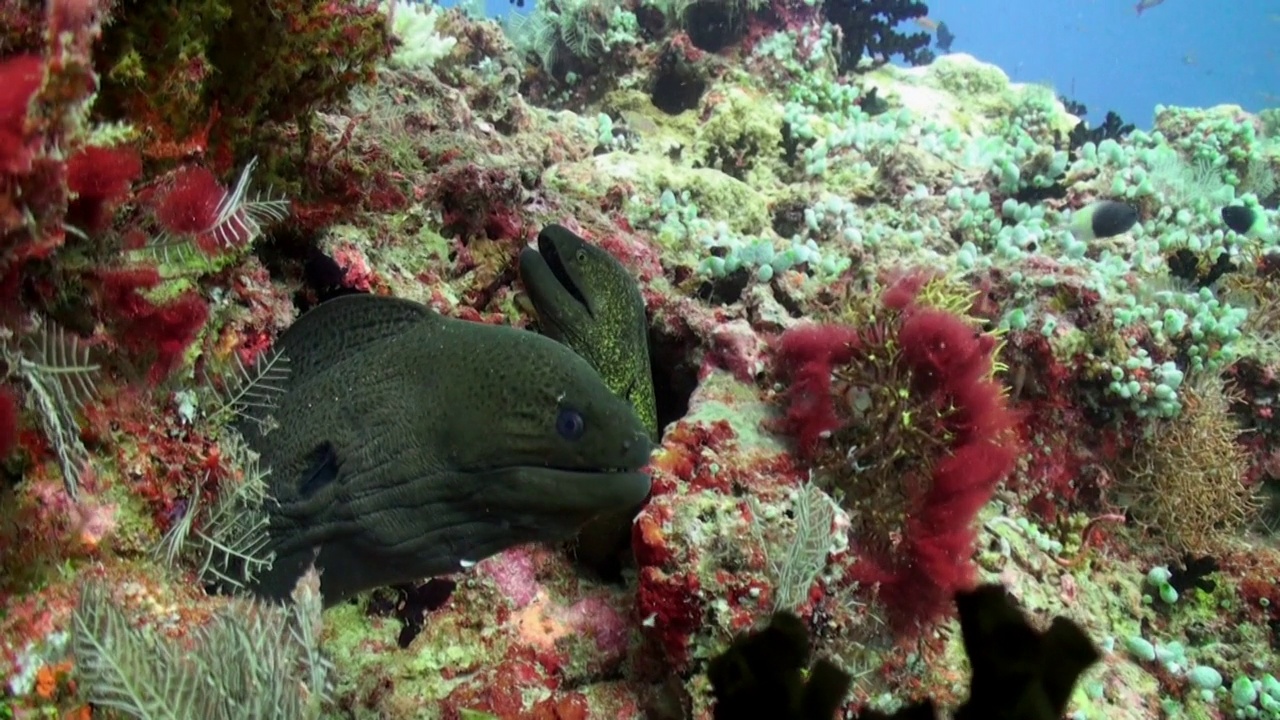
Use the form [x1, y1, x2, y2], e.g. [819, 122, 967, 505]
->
[773, 276, 1020, 638]
[897, 307, 992, 393]
[66, 145, 142, 233]
[0, 54, 45, 174]
[66, 146, 140, 200]
[0, 385, 19, 459]
[867, 289, 1018, 636]
[92, 267, 210, 383]
[774, 323, 861, 457]
[154, 167, 222, 234]
[153, 165, 264, 256]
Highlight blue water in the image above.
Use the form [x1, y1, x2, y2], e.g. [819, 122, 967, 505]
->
[924, 0, 1277, 128]
[454, 0, 1278, 130]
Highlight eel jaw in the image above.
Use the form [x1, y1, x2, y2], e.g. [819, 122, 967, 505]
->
[477, 466, 653, 521]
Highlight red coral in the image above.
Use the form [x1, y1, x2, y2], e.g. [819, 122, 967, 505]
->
[636, 566, 703, 670]
[873, 304, 1019, 635]
[154, 166, 222, 245]
[0, 54, 45, 175]
[91, 267, 210, 383]
[773, 278, 1020, 637]
[49, 0, 101, 36]
[880, 268, 938, 311]
[153, 165, 261, 255]
[897, 307, 993, 393]
[0, 385, 19, 459]
[773, 323, 861, 457]
[66, 146, 141, 200]
[66, 145, 142, 233]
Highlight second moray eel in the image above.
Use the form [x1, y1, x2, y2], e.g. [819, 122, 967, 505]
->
[519, 224, 658, 440]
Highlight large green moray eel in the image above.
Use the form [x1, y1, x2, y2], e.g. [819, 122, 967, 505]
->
[236, 293, 654, 606]
[518, 224, 658, 440]
[518, 224, 659, 573]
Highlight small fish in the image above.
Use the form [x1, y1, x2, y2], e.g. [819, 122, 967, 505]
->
[1069, 200, 1139, 242]
[857, 86, 890, 117]
[1135, 0, 1166, 16]
[237, 294, 654, 606]
[619, 109, 659, 137]
[1222, 204, 1260, 236]
[936, 21, 955, 53]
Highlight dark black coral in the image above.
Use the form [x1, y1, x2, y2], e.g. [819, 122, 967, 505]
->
[824, 0, 934, 74]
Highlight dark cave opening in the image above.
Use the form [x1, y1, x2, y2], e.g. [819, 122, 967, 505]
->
[364, 578, 458, 649]
[255, 230, 367, 314]
[694, 267, 751, 306]
[684, 1, 746, 53]
[649, 322, 701, 434]
[649, 51, 707, 116]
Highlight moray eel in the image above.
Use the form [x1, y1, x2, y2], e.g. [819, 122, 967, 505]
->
[236, 293, 654, 606]
[519, 224, 659, 574]
[518, 224, 658, 440]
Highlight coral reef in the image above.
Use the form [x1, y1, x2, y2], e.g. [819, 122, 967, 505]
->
[3, 0, 1280, 719]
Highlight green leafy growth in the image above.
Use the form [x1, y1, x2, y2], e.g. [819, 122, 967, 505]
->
[71, 568, 331, 720]
[158, 430, 276, 589]
[749, 481, 837, 612]
[1, 322, 101, 500]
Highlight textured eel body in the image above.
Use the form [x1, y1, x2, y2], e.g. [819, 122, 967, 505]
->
[519, 224, 658, 440]
[237, 294, 654, 606]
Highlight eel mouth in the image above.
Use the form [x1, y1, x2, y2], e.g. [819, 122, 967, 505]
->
[488, 466, 653, 515]
[536, 232, 592, 314]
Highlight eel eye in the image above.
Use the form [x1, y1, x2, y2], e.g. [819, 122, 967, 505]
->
[556, 407, 586, 441]
[575, 249, 588, 262]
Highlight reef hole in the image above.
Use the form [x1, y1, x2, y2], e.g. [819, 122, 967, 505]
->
[695, 267, 751, 306]
[649, 322, 701, 433]
[684, 1, 746, 53]
[256, 229, 367, 314]
[365, 577, 458, 649]
[649, 51, 707, 115]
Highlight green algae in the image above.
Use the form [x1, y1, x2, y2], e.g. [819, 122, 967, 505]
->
[322, 600, 491, 709]
[593, 153, 772, 239]
[681, 369, 786, 453]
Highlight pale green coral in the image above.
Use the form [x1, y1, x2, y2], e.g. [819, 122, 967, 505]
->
[386, 1, 458, 71]
[693, 87, 784, 186]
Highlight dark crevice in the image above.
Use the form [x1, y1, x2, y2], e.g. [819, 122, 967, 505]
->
[1012, 180, 1067, 204]
[649, 323, 700, 433]
[771, 200, 809, 240]
[769, 280, 806, 318]
[649, 47, 707, 115]
[255, 229, 368, 315]
[364, 578, 457, 649]
[695, 267, 751, 306]
[685, 1, 746, 53]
